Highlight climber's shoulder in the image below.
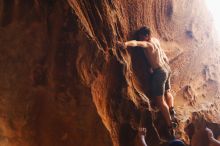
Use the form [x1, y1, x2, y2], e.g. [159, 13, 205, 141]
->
[150, 37, 160, 45]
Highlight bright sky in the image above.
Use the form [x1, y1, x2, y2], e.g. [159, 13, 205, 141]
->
[205, 0, 220, 32]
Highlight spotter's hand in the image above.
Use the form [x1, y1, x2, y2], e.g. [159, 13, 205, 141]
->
[138, 127, 147, 136]
[205, 127, 214, 140]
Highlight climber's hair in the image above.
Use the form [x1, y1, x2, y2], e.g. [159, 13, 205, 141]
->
[133, 26, 151, 41]
[138, 26, 151, 37]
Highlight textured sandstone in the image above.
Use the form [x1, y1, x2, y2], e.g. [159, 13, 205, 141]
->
[1, 0, 220, 146]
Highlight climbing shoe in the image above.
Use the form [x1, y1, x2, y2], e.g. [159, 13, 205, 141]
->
[170, 107, 176, 116]
[171, 122, 178, 129]
[170, 107, 178, 124]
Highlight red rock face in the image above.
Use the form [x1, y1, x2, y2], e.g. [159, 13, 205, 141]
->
[0, 1, 111, 146]
[1, 0, 220, 146]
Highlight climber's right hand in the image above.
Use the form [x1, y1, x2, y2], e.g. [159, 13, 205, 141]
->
[116, 41, 126, 49]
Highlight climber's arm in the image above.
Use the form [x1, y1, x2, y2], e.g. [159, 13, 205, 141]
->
[116, 41, 151, 49]
[124, 40, 151, 48]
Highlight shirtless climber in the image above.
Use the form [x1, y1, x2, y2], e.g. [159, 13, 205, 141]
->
[117, 26, 177, 136]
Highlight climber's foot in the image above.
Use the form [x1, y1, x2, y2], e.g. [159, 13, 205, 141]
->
[170, 107, 179, 124]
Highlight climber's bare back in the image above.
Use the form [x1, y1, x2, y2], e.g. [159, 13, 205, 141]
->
[124, 37, 169, 70]
[143, 37, 168, 69]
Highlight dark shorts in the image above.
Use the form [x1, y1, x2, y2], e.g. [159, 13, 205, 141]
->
[151, 67, 171, 97]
